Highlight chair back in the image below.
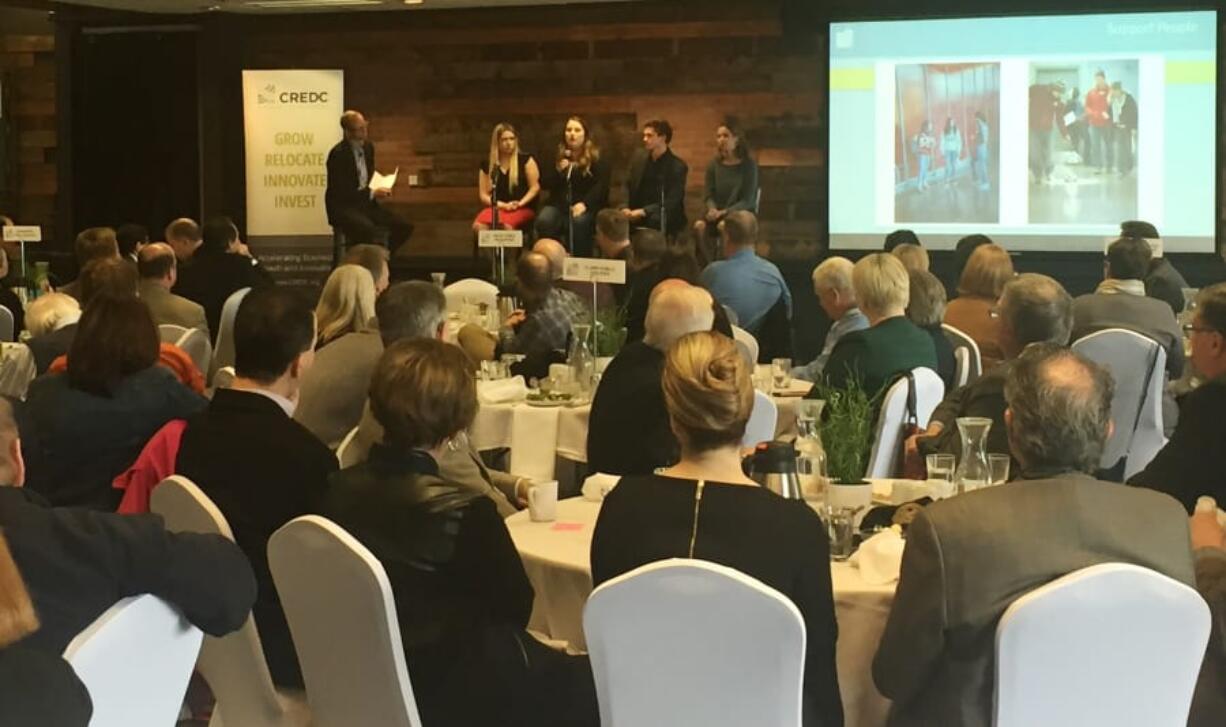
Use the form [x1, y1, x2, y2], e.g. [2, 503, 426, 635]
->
[584, 559, 806, 727]
[335, 425, 360, 467]
[151, 476, 305, 727]
[62, 594, 203, 727]
[995, 563, 1210, 727]
[1071, 328, 1167, 479]
[268, 516, 421, 727]
[161, 324, 213, 378]
[443, 278, 498, 313]
[211, 287, 251, 383]
[732, 325, 759, 366]
[864, 367, 944, 479]
[941, 323, 982, 385]
[0, 304, 14, 342]
[742, 390, 778, 449]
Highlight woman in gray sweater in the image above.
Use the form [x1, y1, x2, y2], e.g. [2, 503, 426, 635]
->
[694, 121, 759, 263]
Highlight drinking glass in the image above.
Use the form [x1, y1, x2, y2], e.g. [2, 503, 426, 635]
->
[771, 358, 793, 391]
[825, 506, 856, 561]
[431, 272, 446, 288]
[988, 454, 1011, 485]
[925, 453, 956, 498]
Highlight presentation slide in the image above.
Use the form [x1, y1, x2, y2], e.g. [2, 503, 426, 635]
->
[828, 11, 1217, 253]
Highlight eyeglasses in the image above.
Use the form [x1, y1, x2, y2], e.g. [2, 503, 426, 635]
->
[988, 307, 1001, 319]
[1183, 324, 1220, 336]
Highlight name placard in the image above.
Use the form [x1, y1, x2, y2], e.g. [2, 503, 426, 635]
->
[563, 257, 627, 284]
[1, 226, 41, 243]
[478, 230, 525, 248]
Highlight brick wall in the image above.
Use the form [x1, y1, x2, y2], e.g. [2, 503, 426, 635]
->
[240, 1, 823, 259]
[0, 32, 56, 241]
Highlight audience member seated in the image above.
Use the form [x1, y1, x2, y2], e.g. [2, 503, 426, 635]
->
[943, 242, 1013, 369]
[1129, 283, 1226, 511]
[0, 243, 24, 335]
[324, 339, 597, 727]
[24, 293, 79, 374]
[536, 116, 610, 258]
[891, 243, 929, 273]
[906, 270, 956, 390]
[136, 243, 209, 338]
[588, 282, 715, 476]
[622, 229, 668, 343]
[912, 273, 1073, 462]
[473, 122, 540, 233]
[164, 217, 201, 263]
[534, 236, 613, 308]
[694, 122, 759, 258]
[337, 282, 526, 516]
[115, 223, 148, 265]
[873, 344, 1196, 726]
[1072, 236, 1184, 383]
[594, 207, 630, 261]
[0, 397, 254, 656]
[175, 215, 273, 337]
[30, 257, 141, 374]
[59, 227, 120, 301]
[591, 331, 843, 727]
[174, 287, 337, 687]
[20, 296, 206, 510]
[883, 228, 920, 252]
[700, 211, 791, 335]
[622, 119, 688, 237]
[792, 257, 868, 383]
[1188, 507, 1226, 727]
[315, 264, 377, 350]
[343, 243, 390, 294]
[808, 252, 936, 399]
[1122, 220, 1189, 316]
[948, 233, 992, 296]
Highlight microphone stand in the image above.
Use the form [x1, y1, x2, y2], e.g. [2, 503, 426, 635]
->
[566, 161, 575, 255]
[659, 185, 667, 236]
[490, 166, 503, 285]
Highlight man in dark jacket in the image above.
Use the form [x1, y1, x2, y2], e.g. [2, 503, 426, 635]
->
[622, 119, 688, 236]
[1121, 220, 1190, 317]
[174, 216, 274, 337]
[324, 109, 413, 253]
[1111, 82, 1139, 175]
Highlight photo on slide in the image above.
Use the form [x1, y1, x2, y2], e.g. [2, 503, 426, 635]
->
[894, 63, 1000, 225]
[1028, 60, 1139, 225]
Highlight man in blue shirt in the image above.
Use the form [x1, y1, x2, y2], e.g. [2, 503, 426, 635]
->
[700, 211, 791, 334]
[792, 256, 869, 382]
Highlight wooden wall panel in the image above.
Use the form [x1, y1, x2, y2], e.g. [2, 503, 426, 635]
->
[1, 32, 56, 242]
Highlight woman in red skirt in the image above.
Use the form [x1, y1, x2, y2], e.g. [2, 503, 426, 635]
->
[473, 122, 541, 232]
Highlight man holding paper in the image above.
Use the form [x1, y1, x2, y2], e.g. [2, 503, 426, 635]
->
[325, 110, 413, 254]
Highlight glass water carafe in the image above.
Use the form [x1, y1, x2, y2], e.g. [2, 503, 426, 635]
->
[954, 417, 992, 494]
[568, 323, 595, 395]
[795, 400, 827, 502]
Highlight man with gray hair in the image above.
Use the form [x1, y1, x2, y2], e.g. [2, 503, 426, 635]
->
[912, 273, 1073, 461]
[296, 281, 445, 447]
[588, 281, 715, 475]
[875, 344, 1195, 727]
[793, 256, 868, 382]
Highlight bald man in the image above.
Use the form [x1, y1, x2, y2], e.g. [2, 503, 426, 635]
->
[325, 109, 413, 253]
[137, 242, 209, 337]
[534, 236, 616, 308]
[588, 282, 715, 475]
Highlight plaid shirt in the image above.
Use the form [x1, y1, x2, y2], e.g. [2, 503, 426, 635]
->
[500, 287, 588, 357]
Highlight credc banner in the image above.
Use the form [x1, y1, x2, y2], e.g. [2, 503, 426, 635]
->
[242, 69, 343, 291]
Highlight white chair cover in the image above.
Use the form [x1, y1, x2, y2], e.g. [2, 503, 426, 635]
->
[584, 559, 806, 727]
[1071, 328, 1167, 479]
[0, 341, 36, 399]
[335, 425, 360, 467]
[941, 323, 982, 384]
[742, 390, 778, 449]
[210, 287, 251, 383]
[952, 346, 972, 388]
[212, 366, 237, 391]
[62, 594, 203, 727]
[732, 325, 759, 365]
[443, 278, 498, 314]
[864, 367, 944, 479]
[268, 516, 422, 727]
[161, 324, 214, 379]
[995, 563, 1210, 727]
[0, 304, 14, 342]
[150, 476, 310, 727]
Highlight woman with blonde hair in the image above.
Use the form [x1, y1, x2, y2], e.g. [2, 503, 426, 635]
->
[473, 122, 541, 233]
[315, 264, 378, 349]
[591, 330, 844, 727]
[535, 115, 611, 257]
[944, 242, 1015, 368]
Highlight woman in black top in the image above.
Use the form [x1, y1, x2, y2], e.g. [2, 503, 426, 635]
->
[590, 330, 844, 727]
[473, 122, 540, 233]
[322, 339, 596, 727]
[536, 116, 610, 258]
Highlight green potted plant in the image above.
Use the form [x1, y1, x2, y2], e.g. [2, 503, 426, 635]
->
[593, 304, 628, 359]
[808, 373, 879, 485]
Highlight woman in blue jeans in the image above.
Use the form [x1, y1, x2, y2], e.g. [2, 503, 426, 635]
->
[914, 121, 935, 192]
[535, 116, 610, 258]
[941, 117, 962, 185]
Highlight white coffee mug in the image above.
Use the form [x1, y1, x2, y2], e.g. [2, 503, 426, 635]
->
[528, 480, 559, 522]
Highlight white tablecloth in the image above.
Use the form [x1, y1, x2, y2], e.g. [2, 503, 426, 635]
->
[506, 497, 895, 727]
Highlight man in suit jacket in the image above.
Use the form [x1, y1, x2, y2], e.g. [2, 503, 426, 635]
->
[874, 344, 1196, 727]
[1188, 507, 1226, 727]
[136, 243, 210, 339]
[175, 287, 337, 688]
[0, 398, 255, 657]
[1130, 283, 1226, 510]
[621, 119, 688, 237]
[325, 110, 413, 253]
[174, 216, 273, 338]
[1121, 221, 1190, 317]
[58, 227, 120, 302]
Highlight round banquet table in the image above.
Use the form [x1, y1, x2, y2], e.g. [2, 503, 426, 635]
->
[507, 496, 895, 727]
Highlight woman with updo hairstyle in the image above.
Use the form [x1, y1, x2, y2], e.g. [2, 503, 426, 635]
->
[591, 330, 844, 727]
[322, 338, 597, 727]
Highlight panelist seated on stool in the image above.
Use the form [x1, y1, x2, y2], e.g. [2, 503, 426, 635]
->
[325, 109, 413, 254]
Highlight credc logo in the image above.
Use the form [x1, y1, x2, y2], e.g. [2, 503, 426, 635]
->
[256, 85, 329, 105]
[257, 83, 278, 105]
